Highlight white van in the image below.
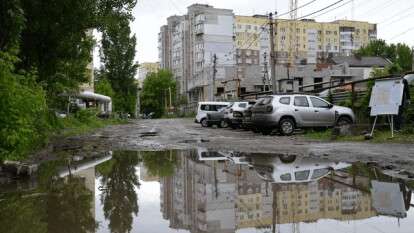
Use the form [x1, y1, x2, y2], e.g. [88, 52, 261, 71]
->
[195, 101, 230, 127]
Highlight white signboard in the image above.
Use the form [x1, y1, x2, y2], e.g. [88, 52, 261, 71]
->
[369, 78, 404, 116]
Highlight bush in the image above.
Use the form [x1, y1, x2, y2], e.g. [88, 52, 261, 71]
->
[74, 109, 98, 123]
[0, 53, 51, 161]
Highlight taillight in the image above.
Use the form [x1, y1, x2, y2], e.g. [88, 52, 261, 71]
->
[266, 106, 273, 113]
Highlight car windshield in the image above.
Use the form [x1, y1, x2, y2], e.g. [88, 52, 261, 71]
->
[258, 96, 273, 105]
[295, 170, 310, 181]
[311, 168, 329, 179]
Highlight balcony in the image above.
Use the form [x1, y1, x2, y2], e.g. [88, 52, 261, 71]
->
[195, 26, 204, 35]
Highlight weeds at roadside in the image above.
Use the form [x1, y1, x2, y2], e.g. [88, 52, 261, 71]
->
[305, 126, 414, 143]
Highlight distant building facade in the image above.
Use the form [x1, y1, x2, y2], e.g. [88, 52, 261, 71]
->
[138, 62, 160, 87]
[158, 4, 378, 103]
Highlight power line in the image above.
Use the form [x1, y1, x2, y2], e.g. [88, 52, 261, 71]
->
[168, 0, 184, 14]
[310, 0, 353, 19]
[295, 0, 346, 20]
[278, 0, 318, 18]
[380, 8, 414, 27]
[389, 26, 414, 40]
[378, 4, 414, 25]
[356, 0, 398, 19]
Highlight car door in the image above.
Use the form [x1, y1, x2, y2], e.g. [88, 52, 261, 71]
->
[309, 97, 336, 126]
[293, 96, 315, 126]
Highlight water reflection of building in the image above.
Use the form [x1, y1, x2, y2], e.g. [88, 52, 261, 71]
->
[160, 151, 378, 233]
[58, 154, 112, 224]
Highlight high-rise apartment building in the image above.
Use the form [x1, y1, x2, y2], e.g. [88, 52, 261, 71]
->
[159, 4, 377, 103]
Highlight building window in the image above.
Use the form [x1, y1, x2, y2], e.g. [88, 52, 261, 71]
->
[217, 87, 224, 94]
[246, 25, 251, 30]
[314, 77, 323, 90]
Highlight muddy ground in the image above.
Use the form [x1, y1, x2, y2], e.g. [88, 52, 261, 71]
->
[36, 118, 414, 173]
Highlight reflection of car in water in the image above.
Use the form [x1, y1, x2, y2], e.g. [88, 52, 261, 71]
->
[196, 148, 350, 184]
[247, 154, 350, 183]
[197, 148, 229, 161]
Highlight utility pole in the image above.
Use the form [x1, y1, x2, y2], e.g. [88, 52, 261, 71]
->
[269, 12, 277, 94]
[263, 52, 269, 91]
[168, 87, 172, 110]
[212, 54, 217, 101]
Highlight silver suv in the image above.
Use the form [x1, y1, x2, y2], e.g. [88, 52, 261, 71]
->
[251, 94, 355, 135]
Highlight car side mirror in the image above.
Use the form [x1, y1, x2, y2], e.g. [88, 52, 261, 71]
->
[328, 104, 334, 109]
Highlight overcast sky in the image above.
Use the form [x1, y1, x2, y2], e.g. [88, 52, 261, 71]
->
[131, 0, 414, 63]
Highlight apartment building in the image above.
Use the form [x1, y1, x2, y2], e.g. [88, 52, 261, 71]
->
[158, 4, 377, 102]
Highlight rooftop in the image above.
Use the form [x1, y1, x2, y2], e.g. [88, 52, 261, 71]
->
[330, 56, 391, 67]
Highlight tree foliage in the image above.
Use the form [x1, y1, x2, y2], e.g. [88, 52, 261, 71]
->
[99, 11, 138, 116]
[0, 0, 137, 161]
[140, 70, 177, 118]
[141, 150, 178, 178]
[95, 76, 115, 99]
[355, 39, 413, 72]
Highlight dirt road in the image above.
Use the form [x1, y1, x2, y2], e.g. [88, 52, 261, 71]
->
[42, 118, 414, 173]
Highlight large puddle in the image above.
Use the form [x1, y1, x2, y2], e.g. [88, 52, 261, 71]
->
[1, 149, 413, 233]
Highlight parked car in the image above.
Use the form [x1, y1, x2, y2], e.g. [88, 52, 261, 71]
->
[206, 106, 230, 127]
[195, 101, 230, 127]
[251, 94, 355, 136]
[230, 101, 256, 129]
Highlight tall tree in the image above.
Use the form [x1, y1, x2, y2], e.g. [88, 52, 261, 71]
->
[17, 0, 98, 107]
[140, 70, 176, 118]
[100, 13, 138, 115]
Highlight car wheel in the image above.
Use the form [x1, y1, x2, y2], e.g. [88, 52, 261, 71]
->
[279, 118, 295, 136]
[337, 116, 352, 126]
[279, 154, 297, 163]
[220, 120, 228, 128]
[201, 118, 208, 127]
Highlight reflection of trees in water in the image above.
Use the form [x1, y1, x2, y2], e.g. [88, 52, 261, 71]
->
[0, 194, 46, 233]
[141, 150, 177, 178]
[47, 177, 97, 233]
[0, 177, 96, 233]
[98, 151, 140, 233]
[0, 160, 97, 233]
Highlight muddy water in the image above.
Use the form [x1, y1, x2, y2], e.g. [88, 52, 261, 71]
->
[1, 149, 413, 233]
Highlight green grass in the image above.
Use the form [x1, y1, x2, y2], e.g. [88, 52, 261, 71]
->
[59, 115, 127, 137]
[305, 127, 414, 143]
